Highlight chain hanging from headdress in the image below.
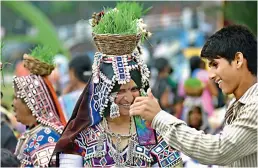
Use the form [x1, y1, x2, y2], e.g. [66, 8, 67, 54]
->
[100, 117, 135, 167]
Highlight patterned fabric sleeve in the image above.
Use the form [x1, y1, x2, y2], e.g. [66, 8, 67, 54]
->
[21, 155, 33, 168]
[150, 134, 183, 167]
[25, 127, 61, 167]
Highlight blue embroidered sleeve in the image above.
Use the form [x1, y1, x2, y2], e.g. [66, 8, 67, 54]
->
[25, 127, 60, 167]
[150, 135, 183, 167]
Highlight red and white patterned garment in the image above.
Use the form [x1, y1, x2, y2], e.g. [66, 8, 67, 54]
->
[13, 74, 64, 167]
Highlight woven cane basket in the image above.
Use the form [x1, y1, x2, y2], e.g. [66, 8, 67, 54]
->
[184, 86, 204, 97]
[23, 54, 55, 76]
[92, 33, 141, 55]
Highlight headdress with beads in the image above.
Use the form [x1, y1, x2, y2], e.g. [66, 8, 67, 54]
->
[54, 2, 152, 153]
[13, 45, 66, 134]
[88, 2, 151, 125]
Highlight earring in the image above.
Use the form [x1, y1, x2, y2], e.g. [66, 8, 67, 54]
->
[110, 92, 120, 119]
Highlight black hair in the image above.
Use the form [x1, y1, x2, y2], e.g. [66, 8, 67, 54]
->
[155, 57, 170, 73]
[173, 96, 185, 105]
[189, 56, 201, 74]
[201, 25, 257, 75]
[1, 112, 10, 123]
[69, 54, 92, 83]
[1, 148, 20, 167]
[187, 106, 203, 129]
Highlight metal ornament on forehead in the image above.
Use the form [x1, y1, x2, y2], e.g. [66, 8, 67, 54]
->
[112, 55, 131, 85]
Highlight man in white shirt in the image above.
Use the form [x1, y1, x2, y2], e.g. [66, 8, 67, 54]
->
[130, 25, 257, 167]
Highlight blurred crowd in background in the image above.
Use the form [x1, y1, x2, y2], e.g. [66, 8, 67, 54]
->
[1, 1, 257, 167]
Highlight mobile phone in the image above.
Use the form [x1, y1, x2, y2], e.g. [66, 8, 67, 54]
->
[134, 89, 157, 146]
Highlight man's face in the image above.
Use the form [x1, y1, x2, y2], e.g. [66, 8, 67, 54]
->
[208, 57, 240, 95]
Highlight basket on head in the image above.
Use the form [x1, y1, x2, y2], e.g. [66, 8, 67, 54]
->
[184, 78, 204, 97]
[184, 86, 204, 97]
[92, 33, 141, 55]
[23, 54, 55, 76]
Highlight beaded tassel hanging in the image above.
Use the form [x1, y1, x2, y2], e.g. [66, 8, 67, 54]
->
[99, 76, 116, 117]
[127, 137, 135, 166]
[113, 134, 123, 167]
[96, 133, 106, 158]
[132, 51, 150, 88]
[92, 52, 103, 83]
[109, 92, 120, 119]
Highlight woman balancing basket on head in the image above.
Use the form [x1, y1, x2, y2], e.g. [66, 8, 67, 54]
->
[13, 46, 66, 167]
[54, 2, 183, 167]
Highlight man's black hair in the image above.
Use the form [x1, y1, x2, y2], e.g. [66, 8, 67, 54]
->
[201, 25, 257, 75]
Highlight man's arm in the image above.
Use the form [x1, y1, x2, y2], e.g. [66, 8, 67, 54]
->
[152, 103, 257, 166]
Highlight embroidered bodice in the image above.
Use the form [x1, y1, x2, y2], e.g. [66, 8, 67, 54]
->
[74, 123, 182, 167]
[14, 124, 61, 167]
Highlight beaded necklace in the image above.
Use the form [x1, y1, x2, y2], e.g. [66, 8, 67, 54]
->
[101, 117, 136, 166]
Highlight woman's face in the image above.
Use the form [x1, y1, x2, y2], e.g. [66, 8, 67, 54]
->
[114, 80, 140, 116]
[12, 86, 33, 125]
[189, 109, 202, 129]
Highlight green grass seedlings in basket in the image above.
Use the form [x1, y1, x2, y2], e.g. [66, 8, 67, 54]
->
[116, 2, 152, 20]
[93, 8, 137, 35]
[30, 45, 55, 66]
[93, 2, 151, 35]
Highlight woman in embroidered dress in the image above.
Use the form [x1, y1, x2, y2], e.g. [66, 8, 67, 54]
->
[55, 51, 183, 167]
[54, 3, 183, 167]
[12, 46, 66, 167]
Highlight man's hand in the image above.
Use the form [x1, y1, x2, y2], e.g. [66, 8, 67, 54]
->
[130, 88, 162, 122]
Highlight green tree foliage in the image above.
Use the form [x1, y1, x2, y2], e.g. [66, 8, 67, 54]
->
[2, 1, 70, 57]
[224, 1, 257, 35]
